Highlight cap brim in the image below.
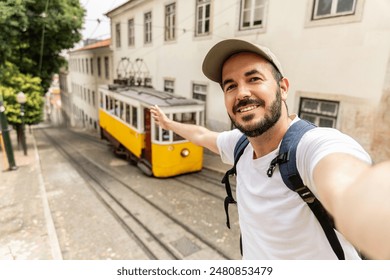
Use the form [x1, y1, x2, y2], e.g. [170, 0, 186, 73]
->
[202, 39, 282, 84]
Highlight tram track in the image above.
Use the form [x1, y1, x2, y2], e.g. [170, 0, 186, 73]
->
[38, 128, 236, 260]
[66, 126, 237, 202]
[40, 129, 174, 259]
[173, 172, 237, 202]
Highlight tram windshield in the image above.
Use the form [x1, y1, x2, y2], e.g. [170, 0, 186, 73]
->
[153, 111, 202, 143]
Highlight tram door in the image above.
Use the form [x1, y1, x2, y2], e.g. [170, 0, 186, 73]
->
[143, 108, 152, 163]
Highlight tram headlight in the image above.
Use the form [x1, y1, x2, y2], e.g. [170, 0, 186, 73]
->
[180, 148, 190, 157]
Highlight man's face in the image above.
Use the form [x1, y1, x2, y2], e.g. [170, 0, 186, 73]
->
[221, 52, 285, 137]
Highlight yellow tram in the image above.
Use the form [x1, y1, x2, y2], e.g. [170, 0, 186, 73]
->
[98, 84, 205, 178]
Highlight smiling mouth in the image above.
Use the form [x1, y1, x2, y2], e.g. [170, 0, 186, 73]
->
[238, 105, 258, 113]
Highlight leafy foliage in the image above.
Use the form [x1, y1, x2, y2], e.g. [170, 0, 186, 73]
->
[0, 0, 85, 125]
[0, 0, 30, 67]
[0, 62, 44, 125]
[0, 0, 85, 89]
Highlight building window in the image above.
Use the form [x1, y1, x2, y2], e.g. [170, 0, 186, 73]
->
[164, 79, 174, 93]
[165, 3, 176, 41]
[313, 0, 356, 20]
[196, 0, 210, 36]
[85, 58, 89, 74]
[192, 83, 207, 101]
[306, 0, 363, 27]
[299, 98, 339, 128]
[128, 19, 135, 46]
[97, 57, 101, 77]
[92, 91, 95, 106]
[104, 56, 109, 80]
[240, 0, 266, 30]
[90, 58, 93, 75]
[144, 12, 152, 44]
[115, 23, 121, 48]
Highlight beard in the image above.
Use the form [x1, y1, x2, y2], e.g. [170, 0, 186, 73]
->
[229, 88, 282, 138]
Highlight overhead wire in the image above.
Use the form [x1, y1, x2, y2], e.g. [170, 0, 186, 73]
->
[38, 0, 50, 75]
[109, 0, 240, 60]
[83, 0, 124, 40]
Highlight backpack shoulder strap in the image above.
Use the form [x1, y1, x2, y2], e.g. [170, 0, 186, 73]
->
[278, 119, 316, 190]
[275, 119, 345, 260]
[234, 134, 250, 165]
[221, 134, 249, 229]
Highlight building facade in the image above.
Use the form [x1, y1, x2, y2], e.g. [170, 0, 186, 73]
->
[66, 39, 113, 133]
[103, 0, 390, 162]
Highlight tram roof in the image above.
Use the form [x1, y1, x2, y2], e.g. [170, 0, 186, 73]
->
[102, 85, 204, 107]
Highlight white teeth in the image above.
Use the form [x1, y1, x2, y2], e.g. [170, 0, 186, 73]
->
[239, 106, 257, 113]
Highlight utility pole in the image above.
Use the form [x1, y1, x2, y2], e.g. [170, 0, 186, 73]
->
[0, 100, 17, 170]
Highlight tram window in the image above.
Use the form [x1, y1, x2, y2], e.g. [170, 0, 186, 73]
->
[162, 129, 170, 141]
[113, 101, 119, 116]
[172, 112, 196, 141]
[105, 95, 109, 110]
[132, 106, 138, 128]
[155, 123, 160, 141]
[119, 101, 124, 120]
[199, 111, 204, 126]
[173, 132, 184, 141]
[173, 113, 182, 122]
[154, 123, 171, 142]
[125, 104, 130, 123]
[109, 98, 114, 112]
[173, 113, 183, 140]
[183, 112, 196, 124]
[173, 113, 196, 124]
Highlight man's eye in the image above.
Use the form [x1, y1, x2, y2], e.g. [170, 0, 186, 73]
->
[250, 77, 260, 82]
[225, 84, 236, 92]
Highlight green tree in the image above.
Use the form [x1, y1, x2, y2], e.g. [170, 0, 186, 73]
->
[0, 0, 85, 89]
[0, 0, 29, 67]
[0, 62, 44, 126]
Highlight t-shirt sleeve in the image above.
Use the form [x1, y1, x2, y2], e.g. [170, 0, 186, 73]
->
[216, 129, 244, 165]
[296, 128, 372, 198]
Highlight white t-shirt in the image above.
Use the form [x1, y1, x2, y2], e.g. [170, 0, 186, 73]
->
[217, 117, 371, 259]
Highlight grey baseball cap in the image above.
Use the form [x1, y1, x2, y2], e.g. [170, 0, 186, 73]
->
[202, 39, 284, 84]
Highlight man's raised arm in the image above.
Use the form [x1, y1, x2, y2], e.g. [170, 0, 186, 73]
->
[150, 105, 220, 154]
[314, 154, 390, 259]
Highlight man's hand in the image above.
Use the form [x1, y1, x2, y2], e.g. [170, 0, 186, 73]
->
[150, 104, 220, 154]
[150, 105, 171, 130]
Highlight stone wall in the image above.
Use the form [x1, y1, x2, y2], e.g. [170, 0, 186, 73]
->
[337, 97, 376, 158]
[371, 90, 390, 163]
[295, 91, 379, 161]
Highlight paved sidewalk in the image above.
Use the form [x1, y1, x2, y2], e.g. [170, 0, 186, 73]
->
[203, 149, 232, 175]
[0, 126, 61, 260]
[0, 125, 231, 260]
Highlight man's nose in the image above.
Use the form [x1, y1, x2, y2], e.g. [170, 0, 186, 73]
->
[236, 84, 251, 100]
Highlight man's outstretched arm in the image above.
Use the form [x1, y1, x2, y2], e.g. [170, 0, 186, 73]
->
[314, 154, 390, 259]
[150, 105, 220, 154]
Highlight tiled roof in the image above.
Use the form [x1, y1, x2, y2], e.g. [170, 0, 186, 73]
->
[74, 39, 111, 51]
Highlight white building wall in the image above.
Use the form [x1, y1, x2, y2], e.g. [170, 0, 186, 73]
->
[106, 0, 390, 160]
[67, 43, 113, 133]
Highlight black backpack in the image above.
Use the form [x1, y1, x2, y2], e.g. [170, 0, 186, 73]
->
[221, 119, 345, 260]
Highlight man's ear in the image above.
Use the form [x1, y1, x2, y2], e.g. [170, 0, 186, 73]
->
[279, 77, 289, 100]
